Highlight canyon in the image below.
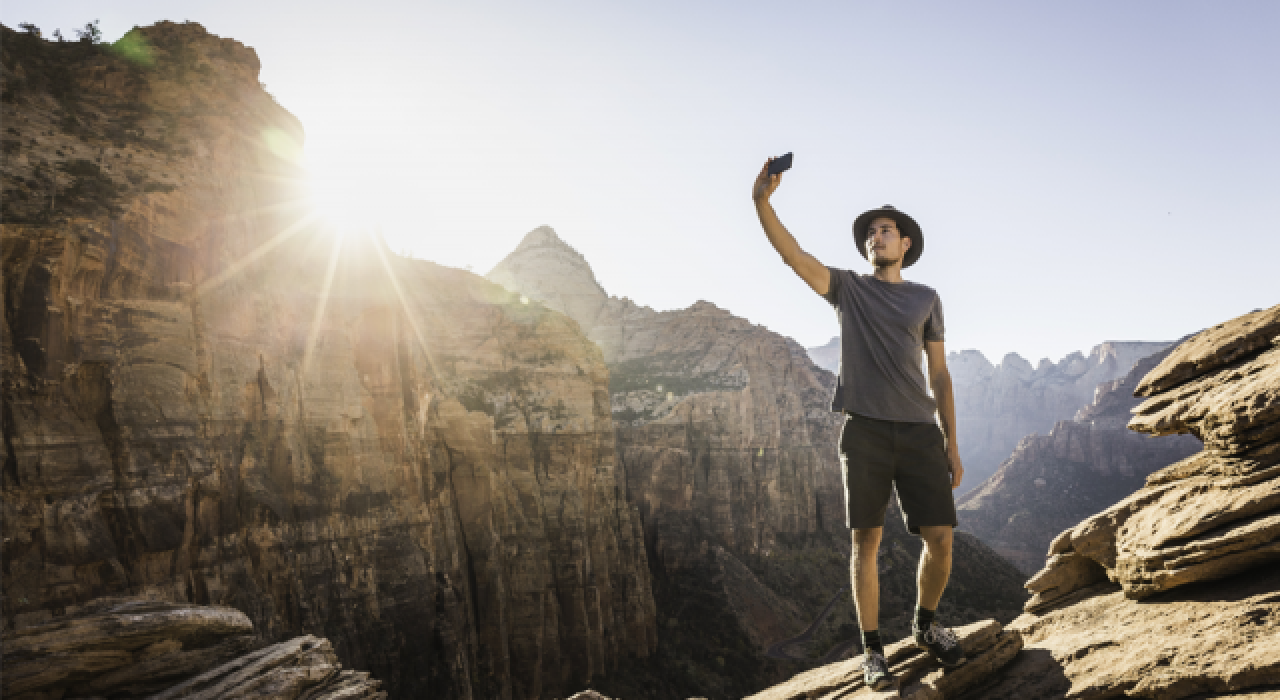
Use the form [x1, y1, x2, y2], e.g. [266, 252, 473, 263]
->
[7, 19, 1269, 700]
[1, 23, 1027, 700]
[956, 345, 1204, 574]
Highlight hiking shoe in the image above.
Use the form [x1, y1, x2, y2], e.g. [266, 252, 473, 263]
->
[913, 621, 966, 667]
[860, 650, 895, 691]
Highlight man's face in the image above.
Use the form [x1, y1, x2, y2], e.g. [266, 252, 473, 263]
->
[866, 217, 911, 268]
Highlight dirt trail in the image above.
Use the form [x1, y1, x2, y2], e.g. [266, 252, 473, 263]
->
[765, 585, 852, 661]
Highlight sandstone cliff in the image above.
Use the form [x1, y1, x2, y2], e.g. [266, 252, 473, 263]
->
[3, 597, 385, 698]
[749, 304, 1280, 699]
[1, 23, 655, 700]
[490, 227, 1029, 698]
[956, 345, 1203, 574]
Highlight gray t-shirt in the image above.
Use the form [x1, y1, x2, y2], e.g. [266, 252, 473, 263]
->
[822, 267, 945, 423]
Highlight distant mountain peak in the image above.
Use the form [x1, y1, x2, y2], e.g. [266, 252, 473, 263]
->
[487, 225, 608, 318]
[513, 225, 574, 253]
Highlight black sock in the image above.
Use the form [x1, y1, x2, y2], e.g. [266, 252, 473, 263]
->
[861, 629, 883, 656]
[915, 605, 936, 630]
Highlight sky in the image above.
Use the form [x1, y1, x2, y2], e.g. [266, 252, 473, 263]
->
[6, 2, 1278, 364]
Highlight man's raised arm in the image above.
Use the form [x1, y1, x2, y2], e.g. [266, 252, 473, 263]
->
[752, 159, 830, 297]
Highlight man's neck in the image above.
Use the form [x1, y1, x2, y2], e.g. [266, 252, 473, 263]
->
[872, 264, 904, 284]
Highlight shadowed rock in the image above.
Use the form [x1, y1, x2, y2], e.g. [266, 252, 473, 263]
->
[1, 598, 384, 699]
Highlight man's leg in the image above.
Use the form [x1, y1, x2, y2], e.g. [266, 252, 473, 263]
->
[913, 524, 964, 666]
[916, 525, 953, 611]
[852, 525, 894, 689]
[851, 526, 883, 639]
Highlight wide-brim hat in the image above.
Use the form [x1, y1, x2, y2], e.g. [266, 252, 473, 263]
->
[853, 204, 924, 268]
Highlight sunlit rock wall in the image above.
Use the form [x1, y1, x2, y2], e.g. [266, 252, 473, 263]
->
[1, 22, 655, 700]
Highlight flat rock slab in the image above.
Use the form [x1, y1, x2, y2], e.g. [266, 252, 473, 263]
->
[973, 562, 1280, 699]
[1135, 304, 1280, 398]
[746, 619, 1022, 700]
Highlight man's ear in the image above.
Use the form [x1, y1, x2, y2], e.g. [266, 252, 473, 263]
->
[901, 234, 912, 252]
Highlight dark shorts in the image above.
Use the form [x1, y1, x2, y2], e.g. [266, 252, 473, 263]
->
[839, 411, 957, 535]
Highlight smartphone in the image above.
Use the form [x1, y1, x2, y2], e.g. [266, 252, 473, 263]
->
[767, 152, 793, 176]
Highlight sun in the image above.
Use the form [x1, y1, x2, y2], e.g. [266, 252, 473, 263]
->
[303, 152, 377, 232]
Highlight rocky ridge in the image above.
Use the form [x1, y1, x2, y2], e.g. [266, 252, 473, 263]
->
[956, 344, 1203, 574]
[489, 227, 1029, 698]
[1, 23, 655, 699]
[750, 304, 1280, 699]
[3, 597, 385, 699]
[947, 341, 1171, 492]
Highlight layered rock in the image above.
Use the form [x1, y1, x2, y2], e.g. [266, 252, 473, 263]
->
[970, 563, 1280, 699]
[1, 23, 655, 700]
[1026, 304, 1280, 609]
[748, 619, 1023, 700]
[947, 342, 1171, 492]
[2, 597, 385, 699]
[489, 227, 1030, 697]
[963, 304, 1280, 699]
[956, 345, 1202, 574]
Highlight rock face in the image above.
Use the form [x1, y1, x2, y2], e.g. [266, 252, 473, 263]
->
[947, 342, 1171, 493]
[1026, 304, 1280, 608]
[980, 304, 1280, 698]
[2, 597, 385, 699]
[1, 23, 655, 700]
[956, 345, 1203, 574]
[490, 227, 1030, 698]
[752, 305, 1280, 699]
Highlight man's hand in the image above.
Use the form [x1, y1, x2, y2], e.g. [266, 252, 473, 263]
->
[947, 448, 964, 490]
[752, 159, 783, 202]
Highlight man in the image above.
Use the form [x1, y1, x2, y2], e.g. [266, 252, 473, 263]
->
[752, 159, 966, 691]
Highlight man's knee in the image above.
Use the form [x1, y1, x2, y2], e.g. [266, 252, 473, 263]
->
[919, 526, 953, 555]
[852, 527, 882, 560]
